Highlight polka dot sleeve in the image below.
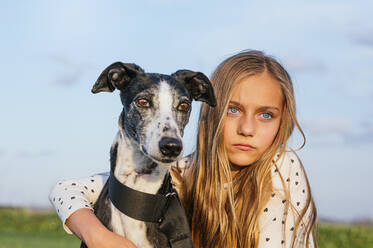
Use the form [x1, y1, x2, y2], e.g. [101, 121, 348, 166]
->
[48, 172, 109, 234]
[258, 150, 315, 248]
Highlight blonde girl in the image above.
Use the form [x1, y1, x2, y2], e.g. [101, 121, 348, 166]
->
[50, 50, 317, 247]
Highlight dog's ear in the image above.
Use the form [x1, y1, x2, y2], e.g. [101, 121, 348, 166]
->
[91, 62, 145, 93]
[172, 70, 217, 107]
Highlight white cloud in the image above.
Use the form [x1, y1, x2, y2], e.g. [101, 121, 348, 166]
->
[352, 29, 373, 47]
[283, 57, 327, 74]
[304, 119, 350, 135]
[48, 54, 93, 86]
[304, 119, 373, 145]
[344, 132, 373, 145]
[344, 121, 373, 145]
[14, 150, 55, 159]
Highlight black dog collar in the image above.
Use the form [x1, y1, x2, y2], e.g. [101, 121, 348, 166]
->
[108, 171, 172, 222]
[108, 172, 194, 247]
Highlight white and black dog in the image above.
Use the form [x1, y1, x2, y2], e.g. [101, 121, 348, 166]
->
[81, 62, 216, 248]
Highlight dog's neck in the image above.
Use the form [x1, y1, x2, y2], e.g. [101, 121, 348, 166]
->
[112, 131, 172, 195]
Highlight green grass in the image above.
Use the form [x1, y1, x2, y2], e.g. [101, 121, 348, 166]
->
[318, 222, 373, 248]
[0, 207, 372, 247]
[0, 232, 79, 248]
[0, 207, 80, 248]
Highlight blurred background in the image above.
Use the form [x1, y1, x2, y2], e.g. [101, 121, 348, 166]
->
[0, 0, 372, 243]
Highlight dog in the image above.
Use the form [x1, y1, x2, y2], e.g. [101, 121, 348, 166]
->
[80, 62, 216, 248]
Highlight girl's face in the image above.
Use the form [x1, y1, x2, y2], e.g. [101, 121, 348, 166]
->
[222, 71, 283, 174]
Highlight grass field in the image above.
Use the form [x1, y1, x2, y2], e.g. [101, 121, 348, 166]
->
[0, 207, 372, 248]
[0, 207, 80, 248]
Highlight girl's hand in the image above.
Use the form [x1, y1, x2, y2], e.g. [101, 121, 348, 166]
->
[66, 208, 137, 248]
[88, 228, 137, 248]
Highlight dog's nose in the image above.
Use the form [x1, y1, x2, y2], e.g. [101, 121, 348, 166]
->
[159, 137, 182, 157]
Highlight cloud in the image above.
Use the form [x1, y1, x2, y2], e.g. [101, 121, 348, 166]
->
[147, 0, 186, 3]
[344, 121, 373, 145]
[14, 150, 55, 159]
[53, 71, 83, 86]
[353, 32, 373, 47]
[344, 132, 373, 145]
[48, 54, 93, 86]
[303, 119, 350, 135]
[38, 150, 54, 157]
[304, 119, 373, 145]
[282, 57, 327, 74]
[360, 120, 373, 130]
[15, 151, 33, 158]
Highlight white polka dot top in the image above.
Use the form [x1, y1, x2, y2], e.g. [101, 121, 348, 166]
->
[49, 149, 315, 247]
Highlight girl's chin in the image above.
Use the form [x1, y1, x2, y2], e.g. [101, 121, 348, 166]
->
[229, 156, 258, 168]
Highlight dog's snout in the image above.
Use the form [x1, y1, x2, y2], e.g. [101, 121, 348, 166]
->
[159, 137, 182, 157]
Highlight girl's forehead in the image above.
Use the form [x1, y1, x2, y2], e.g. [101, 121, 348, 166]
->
[231, 71, 283, 108]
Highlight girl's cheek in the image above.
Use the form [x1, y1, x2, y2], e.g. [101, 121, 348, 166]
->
[259, 123, 280, 149]
[222, 118, 234, 143]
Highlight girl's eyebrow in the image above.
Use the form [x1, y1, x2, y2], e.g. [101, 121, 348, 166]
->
[229, 100, 280, 112]
[228, 101, 242, 107]
[257, 106, 281, 113]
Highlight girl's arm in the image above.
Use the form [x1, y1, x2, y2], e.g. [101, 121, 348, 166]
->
[48, 155, 193, 246]
[258, 150, 316, 248]
[49, 173, 136, 248]
[49, 172, 109, 233]
[66, 208, 136, 248]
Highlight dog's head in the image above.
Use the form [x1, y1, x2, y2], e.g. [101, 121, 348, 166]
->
[92, 62, 216, 164]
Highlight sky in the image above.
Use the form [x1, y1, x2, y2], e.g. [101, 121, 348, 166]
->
[0, 0, 372, 222]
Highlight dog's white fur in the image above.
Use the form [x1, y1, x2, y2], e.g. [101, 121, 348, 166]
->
[144, 81, 183, 160]
[110, 80, 181, 247]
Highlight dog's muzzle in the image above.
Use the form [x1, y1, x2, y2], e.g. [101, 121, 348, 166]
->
[159, 137, 182, 158]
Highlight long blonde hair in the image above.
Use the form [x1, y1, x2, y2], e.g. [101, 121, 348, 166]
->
[180, 50, 317, 247]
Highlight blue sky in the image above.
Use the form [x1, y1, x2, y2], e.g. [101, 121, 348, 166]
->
[0, 0, 372, 222]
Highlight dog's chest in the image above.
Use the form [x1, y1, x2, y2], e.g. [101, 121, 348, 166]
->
[110, 203, 154, 248]
[109, 171, 169, 247]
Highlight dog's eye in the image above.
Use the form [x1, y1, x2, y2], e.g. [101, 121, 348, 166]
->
[137, 98, 150, 108]
[177, 102, 190, 112]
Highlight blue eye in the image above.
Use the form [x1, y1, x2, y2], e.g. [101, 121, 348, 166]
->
[260, 112, 273, 119]
[228, 106, 239, 114]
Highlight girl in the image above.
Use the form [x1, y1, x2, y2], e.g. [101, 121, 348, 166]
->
[50, 50, 317, 247]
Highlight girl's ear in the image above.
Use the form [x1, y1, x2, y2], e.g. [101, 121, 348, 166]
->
[92, 62, 145, 93]
[172, 70, 217, 107]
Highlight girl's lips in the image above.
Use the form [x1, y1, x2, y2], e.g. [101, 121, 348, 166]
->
[233, 144, 255, 151]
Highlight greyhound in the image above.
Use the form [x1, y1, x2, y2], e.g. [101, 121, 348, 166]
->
[80, 62, 216, 248]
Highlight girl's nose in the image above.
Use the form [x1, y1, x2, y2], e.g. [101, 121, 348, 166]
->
[238, 114, 255, 136]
